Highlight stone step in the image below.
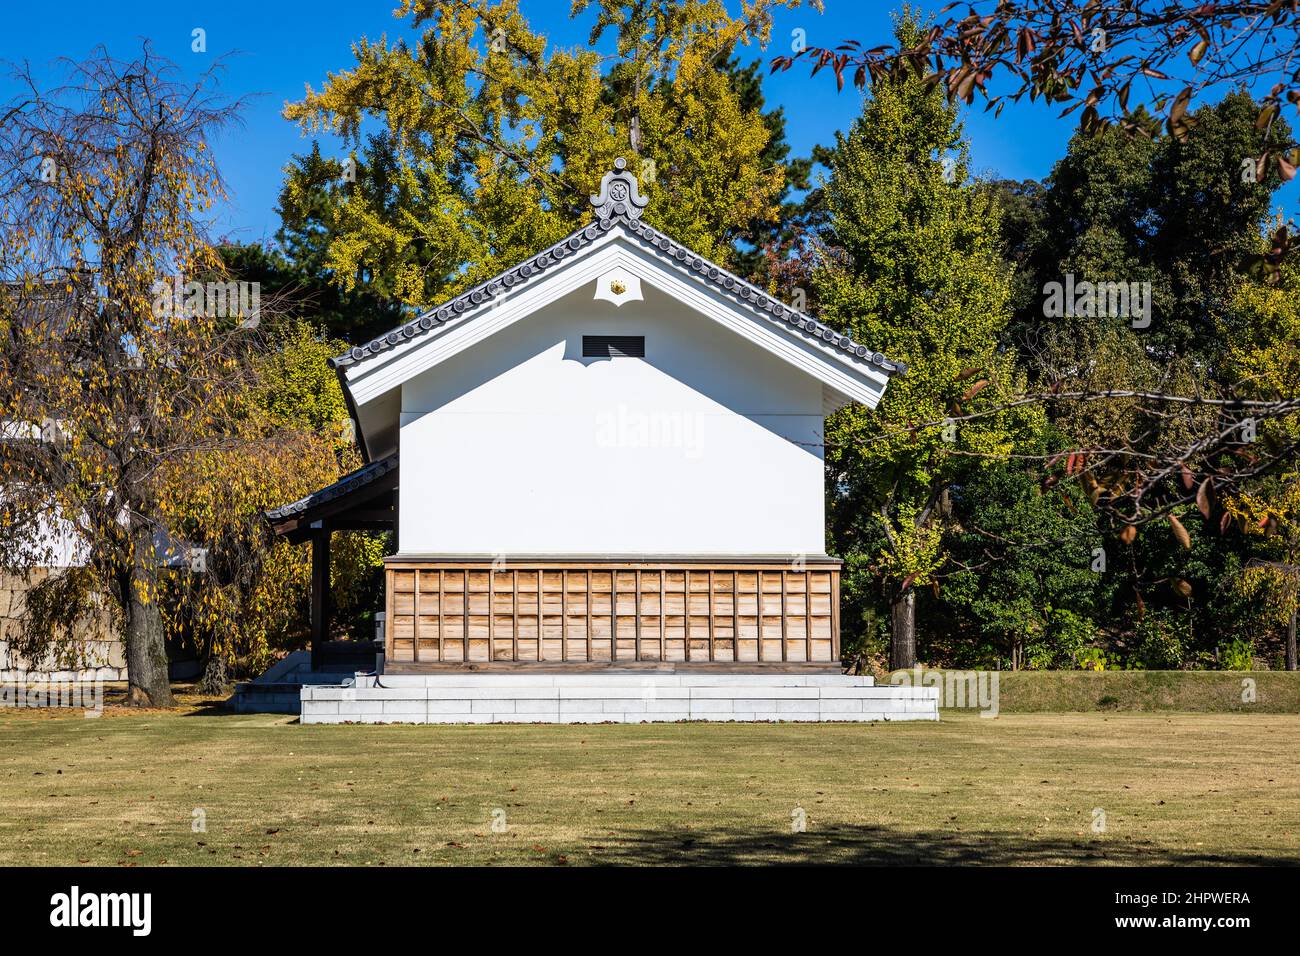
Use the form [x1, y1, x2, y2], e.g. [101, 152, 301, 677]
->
[300, 672, 939, 724]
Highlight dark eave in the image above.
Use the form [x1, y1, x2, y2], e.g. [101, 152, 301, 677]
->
[266, 454, 398, 539]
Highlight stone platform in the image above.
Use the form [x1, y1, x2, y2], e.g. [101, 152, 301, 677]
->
[300, 672, 940, 724]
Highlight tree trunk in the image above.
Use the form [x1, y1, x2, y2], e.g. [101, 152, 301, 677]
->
[122, 536, 174, 707]
[198, 652, 230, 696]
[1288, 607, 1297, 673]
[890, 586, 916, 670]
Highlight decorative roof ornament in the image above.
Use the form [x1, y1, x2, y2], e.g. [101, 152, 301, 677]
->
[590, 157, 649, 221]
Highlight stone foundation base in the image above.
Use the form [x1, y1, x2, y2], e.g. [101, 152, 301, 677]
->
[301, 672, 940, 724]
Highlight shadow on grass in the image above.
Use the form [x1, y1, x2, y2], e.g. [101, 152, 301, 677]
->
[178, 698, 239, 716]
[588, 822, 1298, 866]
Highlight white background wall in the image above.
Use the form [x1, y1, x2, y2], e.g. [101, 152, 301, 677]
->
[0, 488, 87, 567]
[398, 284, 829, 556]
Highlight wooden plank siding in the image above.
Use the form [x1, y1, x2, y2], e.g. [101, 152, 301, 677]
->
[384, 559, 841, 666]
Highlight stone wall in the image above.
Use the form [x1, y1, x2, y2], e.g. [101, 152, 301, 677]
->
[0, 570, 124, 681]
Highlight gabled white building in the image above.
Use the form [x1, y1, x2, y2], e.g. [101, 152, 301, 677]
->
[271, 160, 938, 722]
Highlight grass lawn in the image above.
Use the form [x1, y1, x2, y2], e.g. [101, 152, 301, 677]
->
[1, 696, 1297, 866]
[929, 669, 1300, 713]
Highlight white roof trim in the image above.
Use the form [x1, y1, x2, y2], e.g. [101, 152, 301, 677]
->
[343, 228, 892, 410]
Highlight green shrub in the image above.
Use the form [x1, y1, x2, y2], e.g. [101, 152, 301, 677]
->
[1076, 647, 1109, 671]
[1218, 638, 1256, 671]
[1134, 611, 1190, 670]
[1025, 608, 1097, 670]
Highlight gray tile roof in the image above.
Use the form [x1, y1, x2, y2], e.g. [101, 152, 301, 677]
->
[265, 454, 398, 522]
[328, 160, 906, 376]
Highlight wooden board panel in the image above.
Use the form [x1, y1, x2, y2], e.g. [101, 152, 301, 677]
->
[385, 561, 840, 666]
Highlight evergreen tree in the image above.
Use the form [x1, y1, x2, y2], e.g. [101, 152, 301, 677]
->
[944, 460, 1108, 670]
[272, 140, 408, 342]
[715, 52, 814, 279]
[813, 9, 1034, 669]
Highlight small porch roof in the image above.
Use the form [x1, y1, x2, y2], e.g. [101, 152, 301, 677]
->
[266, 454, 398, 543]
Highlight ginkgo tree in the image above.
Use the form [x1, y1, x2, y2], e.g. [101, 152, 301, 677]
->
[155, 323, 387, 692]
[280, 0, 814, 308]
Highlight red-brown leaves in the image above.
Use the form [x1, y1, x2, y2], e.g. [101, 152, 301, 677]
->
[1168, 513, 1192, 550]
[1195, 479, 1212, 520]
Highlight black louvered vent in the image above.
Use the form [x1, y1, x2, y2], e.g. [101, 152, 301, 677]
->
[583, 335, 645, 358]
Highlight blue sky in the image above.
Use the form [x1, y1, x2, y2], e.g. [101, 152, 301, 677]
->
[0, 0, 1232, 244]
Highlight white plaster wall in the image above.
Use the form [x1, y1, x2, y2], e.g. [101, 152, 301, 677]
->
[0, 487, 87, 567]
[397, 284, 828, 555]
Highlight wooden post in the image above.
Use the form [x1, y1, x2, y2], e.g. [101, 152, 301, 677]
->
[682, 571, 690, 662]
[438, 570, 445, 662]
[732, 571, 739, 662]
[561, 569, 569, 662]
[634, 570, 642, 661]
[413, 569, 421, 664]
[384, 566, 395, 663]
[309, 526, 330, 671]
[780, 571, 788, 662]
[831, 569, 841, 665]
[804, 572, 813, 664]
[659, 572, 666, 660]
[707, 570, 715, 661]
